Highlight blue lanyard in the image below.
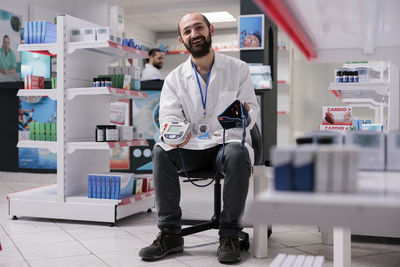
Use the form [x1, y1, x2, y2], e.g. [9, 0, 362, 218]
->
[192, 60, 213, 116]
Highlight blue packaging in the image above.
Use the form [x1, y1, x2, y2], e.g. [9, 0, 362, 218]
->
[293, 146, 315, 191]
[111, 176, 116, 199]
[24, 22, 29, 44]
[96, 176, 101, 198]
[358, 120, 364, 131]
[101, 176, 106, 199]
[365, 120, 371, 124]
[115, 176, 121, 199]
[122, 38, 128, 46]
[88, 175, 92, 198]
[91, 175, 96, 198]
[271, 147, 294, 191]
[105, 176, 111, 199]
[128, 39, 134, 47]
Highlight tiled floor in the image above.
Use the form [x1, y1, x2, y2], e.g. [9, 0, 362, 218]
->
[1, 171, 400, 267]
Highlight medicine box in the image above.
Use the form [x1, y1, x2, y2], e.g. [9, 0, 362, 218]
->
[70, 28, 82, 42]
[96, 27, 110, 41]
[271, 147, 294, 191]
[345, 131, 385, 171]
[82, 28, 96, 42]
[118, 126, 134, 141]
[293, 146, 315, 192]
[319, 125, 350, 132]
[322, 106, 352, 125]
[386, 131, 400, 171]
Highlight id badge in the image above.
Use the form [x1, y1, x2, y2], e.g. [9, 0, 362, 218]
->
[197, 123, 211, 140]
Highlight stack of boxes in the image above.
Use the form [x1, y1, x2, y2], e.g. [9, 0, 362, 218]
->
[320, 106, 352, 132]
[87, 173, 154, 199]
[272, 145, 359, 193]
[29, 122, 57, 141]
[24, 75, 45, 89]
[23, 21, 56, 44]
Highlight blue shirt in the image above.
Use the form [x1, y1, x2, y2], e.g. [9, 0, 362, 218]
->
[0, 47, 17, 71]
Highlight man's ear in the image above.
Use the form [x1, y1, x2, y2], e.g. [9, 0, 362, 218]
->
[178, 35, 183, 44]
[210, 24, 215, 37]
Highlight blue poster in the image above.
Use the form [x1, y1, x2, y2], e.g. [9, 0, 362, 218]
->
[131, 90, 161, 172]
[239, 15, 264, 50]
[18, 96, 57, 169]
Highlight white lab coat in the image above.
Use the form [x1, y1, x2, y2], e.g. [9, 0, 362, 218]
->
[158, 52, 260, 165]
[141, 63, 164, 81]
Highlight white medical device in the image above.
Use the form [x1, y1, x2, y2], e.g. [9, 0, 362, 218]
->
[162, 122, 190, 145]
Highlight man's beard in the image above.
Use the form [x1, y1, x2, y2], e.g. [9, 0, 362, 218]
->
[153, 62, 162, 69]
[183, 33, 212, 58]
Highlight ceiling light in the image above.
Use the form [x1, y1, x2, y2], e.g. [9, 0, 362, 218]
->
[201, 11, 236, 23]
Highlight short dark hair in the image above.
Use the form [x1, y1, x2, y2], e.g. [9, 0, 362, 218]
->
[3, 35, 9, 41]
[149, 48, 162, 57]
[178, 13, 211, 37]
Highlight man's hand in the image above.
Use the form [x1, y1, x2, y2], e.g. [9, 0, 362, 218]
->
[161, 123, 192, 148]
[0, 69, 8, 75]
[175, 132, 191, 148]
[243, 101, 250, 112]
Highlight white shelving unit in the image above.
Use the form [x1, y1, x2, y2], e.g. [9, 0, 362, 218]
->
[8, 15, 154, 224]
[277, 30, 292, 146]
[327, 61, 398, 129]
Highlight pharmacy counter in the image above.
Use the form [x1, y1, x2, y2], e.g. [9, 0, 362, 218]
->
[244, 171, 400, 267]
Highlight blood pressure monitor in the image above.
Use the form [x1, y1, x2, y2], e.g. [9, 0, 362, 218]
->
[162, 122, 191, 145]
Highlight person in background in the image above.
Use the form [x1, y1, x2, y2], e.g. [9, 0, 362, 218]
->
[139, 12, 259, 264]
[0, 35, 17, 76]
[141, 48, 164, 81]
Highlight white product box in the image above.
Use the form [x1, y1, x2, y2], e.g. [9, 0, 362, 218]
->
[70, 28, 82, 42]
[331, 147, 344, 193]
[115, 30, 122, 44]
[322, 106, 352, 125]
[118, 126, 134, 141]
[343, 147, 359, 193]
[96, 27, 110, 41]
[108, 66, 115, 75]
[315, 147, 331, 192]
[110, 102, 126, 125]
[319, 125, 350, 132]
[386, 131, 400, 171]
[345, 131, 385, 171]
[82, 28, 96, 42]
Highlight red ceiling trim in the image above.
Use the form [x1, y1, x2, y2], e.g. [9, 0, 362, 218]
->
[253, 0, 317, 60]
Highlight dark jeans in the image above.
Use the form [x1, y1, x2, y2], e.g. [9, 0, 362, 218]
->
[152, 142, 251, 238]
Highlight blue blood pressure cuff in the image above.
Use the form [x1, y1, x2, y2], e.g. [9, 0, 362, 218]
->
[217, 100, 248, 130]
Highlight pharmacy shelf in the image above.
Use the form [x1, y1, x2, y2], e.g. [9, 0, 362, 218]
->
[7, 184, 155, 223]
[165, 48, 239, 55]
[17, 43, 57, 56]
[68, 40, 148, 58]
[17, 140, 57, 153]
[66, 139, 148, 154]
[66, 190, 155, 205]
[7, 184, 57, 202]
[17, 89, 57, 100]
[245, 190, 400, 237]
[328, 82, 389, 96]
[66, 87, 148, 100]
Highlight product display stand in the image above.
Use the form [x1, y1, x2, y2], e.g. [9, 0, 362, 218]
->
[244, 171, 400, 266]
[8, 15, 154, 224]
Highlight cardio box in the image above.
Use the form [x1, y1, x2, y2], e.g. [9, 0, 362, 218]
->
[322, 106, 352, 125]
[319, 125, 350, 132]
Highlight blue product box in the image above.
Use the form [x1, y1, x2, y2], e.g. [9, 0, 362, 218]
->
[101, 176, 106, 199]
[358, 120, 364, 131]
[271, 147, 294, 191]
[105, 176, 111, 199]
[115, 176, 121, 199]
[24, 22, 29, 44]
[96, 176, 101, 198]
[111, 176, 116, 199]
[88, 175, 92, 198]
[293, 146, 316, 191]
[91, 175, 96, 198]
